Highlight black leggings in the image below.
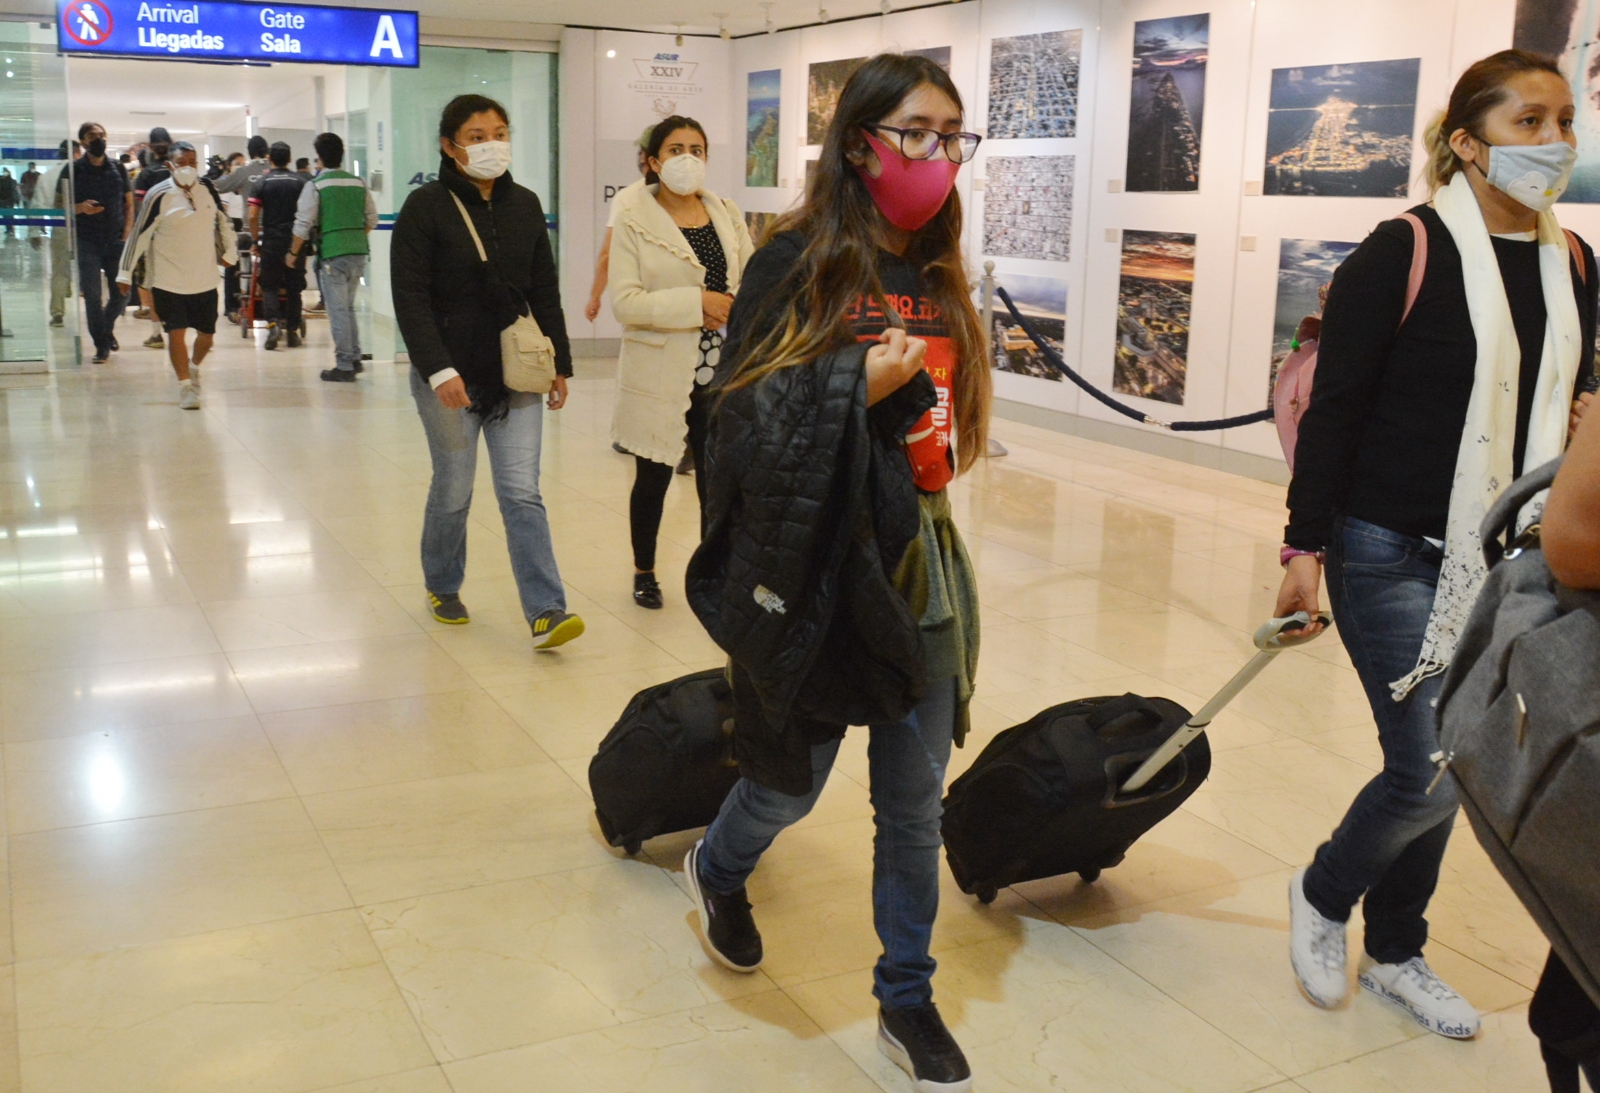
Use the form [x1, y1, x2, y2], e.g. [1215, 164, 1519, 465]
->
[1531, 950, 1600, 1092]
[629, 388, 712, 572]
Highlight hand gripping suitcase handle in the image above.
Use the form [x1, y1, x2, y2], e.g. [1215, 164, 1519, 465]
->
[1118, 612, 1330, 795]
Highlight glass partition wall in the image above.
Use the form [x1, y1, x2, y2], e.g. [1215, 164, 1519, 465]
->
[0, 20, 74, 371]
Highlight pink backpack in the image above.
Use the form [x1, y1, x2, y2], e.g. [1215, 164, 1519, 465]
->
[1273, 214, 1586, 470]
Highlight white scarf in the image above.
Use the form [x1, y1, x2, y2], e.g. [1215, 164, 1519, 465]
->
[1391, 172, 1581, 700]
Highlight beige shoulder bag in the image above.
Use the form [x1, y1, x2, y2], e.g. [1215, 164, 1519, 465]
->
[448, 190, 557, 394]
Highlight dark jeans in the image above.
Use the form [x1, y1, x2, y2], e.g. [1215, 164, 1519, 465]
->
[627, 387, 712, 571]
[1303, 516, 1459, 964]
[699, 676, 956, 1009]
[76, 235, 126, 353]
[257, 246, 305, 331]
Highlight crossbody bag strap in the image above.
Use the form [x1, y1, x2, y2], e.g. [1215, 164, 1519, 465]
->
[1398, 211, 1428, 327]
[447, 190, 489, 264]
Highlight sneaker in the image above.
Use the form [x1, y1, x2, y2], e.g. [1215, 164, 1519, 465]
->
[1290, 866, 1348, 1008]
[684, 840, 763, 972]
[286, 329, 301, 348]
[320, 368, 356, 383]
[49, 315, 63, 327]
[91, 349, 109, 364]
[427, 591, 469, 625]
[226, 310, 242, 325]
[133, 307, 151, 320]
[109, 335, 119, 351]
[143, 332, 165, 349]
[878, 1003, 973, 1093]
[1360, 957, 1480, 1039]
[178, 380, 200, 410]
[530, 608, 585, 650]
[352, 360, 364, 373]
[264, 323, 280, 350]
[633, 572, 663, 610]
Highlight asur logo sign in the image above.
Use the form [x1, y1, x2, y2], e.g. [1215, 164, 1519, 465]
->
[634, 52, 698, 82]
[62, 0, 114, 46]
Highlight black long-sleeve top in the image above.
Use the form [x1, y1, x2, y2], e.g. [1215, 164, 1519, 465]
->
[1285, 205, 1596, 550]
[390, 159, 572, 410]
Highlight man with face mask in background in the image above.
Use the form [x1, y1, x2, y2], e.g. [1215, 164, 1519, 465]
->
[289, 132, 376, 382]
[67, 121, 133, 362]
[118, 141, 237, 410]
[248, 141, 308, 350]
[130, 126, 175, 345]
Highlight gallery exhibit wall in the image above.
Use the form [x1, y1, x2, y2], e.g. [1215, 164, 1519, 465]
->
[564, 0, 1600, 468]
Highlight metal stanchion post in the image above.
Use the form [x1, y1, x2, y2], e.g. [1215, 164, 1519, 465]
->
[979, 260, 1008, 458]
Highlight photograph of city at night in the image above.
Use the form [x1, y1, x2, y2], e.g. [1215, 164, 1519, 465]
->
[1113, 230, 1196, 405]
[807, 56, 866, 144]
[1125, 13, 1209, 192]
[1262, 58, 1420, 197]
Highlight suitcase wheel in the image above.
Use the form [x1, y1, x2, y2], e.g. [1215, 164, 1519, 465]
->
[1078, 869, 1101, 884]
[622, 841, 642, 857]
[975, 884, 998, 905]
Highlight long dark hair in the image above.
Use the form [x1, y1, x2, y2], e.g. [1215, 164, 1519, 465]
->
[724, 53, 989, 473]
[1425, 49, 1565, 191]
[644, 115, 707, 185]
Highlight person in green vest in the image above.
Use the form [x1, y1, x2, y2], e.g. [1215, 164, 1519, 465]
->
[288, 132, 377, 382]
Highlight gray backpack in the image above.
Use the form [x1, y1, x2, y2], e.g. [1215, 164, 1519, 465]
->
[1438, 455, 1600, 1008]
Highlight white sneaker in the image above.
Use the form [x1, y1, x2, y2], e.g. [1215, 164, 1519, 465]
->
[1289, 866, 1348, 1008]
[1360, 957, 1480, 1039]
[178, 381, 200, 410]
[189, 363, 200, 385]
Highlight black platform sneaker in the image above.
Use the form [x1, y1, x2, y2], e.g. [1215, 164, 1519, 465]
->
[877, 1002, 973, 1093]
[684, 840, 763, 972]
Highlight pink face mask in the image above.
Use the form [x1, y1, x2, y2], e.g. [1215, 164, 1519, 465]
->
[855, 131, 960, 232]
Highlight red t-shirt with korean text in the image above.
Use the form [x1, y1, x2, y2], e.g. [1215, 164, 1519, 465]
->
[845, 251, 955, 493]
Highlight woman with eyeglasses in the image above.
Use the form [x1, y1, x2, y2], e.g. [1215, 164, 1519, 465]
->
[681, 54, 986, 1093]
[609, 115, 754, 609]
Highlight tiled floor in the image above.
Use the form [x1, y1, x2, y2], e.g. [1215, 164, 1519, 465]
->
[0, 324, 1553, 1092]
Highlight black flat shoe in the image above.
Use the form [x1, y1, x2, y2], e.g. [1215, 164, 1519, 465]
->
[633, 572, 663, 610]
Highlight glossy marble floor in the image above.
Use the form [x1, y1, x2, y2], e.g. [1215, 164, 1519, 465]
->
[0, 326, 1554, 1093]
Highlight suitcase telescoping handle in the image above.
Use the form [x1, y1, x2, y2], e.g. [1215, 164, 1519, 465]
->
[1118, 612, 1330, 794]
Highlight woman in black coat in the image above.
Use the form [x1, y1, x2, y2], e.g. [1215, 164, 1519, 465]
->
[390, 93, 584, 650]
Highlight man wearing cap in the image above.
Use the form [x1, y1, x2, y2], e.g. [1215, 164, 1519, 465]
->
[118, 142, 237, 410]
[67, 121, 133, 363]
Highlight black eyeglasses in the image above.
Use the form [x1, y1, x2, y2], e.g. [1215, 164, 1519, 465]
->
[867, 125, 983, 164]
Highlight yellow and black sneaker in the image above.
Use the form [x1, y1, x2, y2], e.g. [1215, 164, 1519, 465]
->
[427, 591, 470, 624]
[530, 609, 585, 651]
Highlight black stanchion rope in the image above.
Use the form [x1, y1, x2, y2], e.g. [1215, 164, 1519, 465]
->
[994, 286, 1274, 433]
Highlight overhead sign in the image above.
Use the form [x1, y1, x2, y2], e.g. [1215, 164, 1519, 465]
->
[56, 0, 419, 67]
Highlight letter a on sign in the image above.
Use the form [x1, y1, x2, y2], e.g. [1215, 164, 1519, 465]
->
[371, 15, 403, 58]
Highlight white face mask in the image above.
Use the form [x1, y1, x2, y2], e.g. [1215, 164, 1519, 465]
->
[172, 165, 198, 188]
[1479, 139, 1579, 212]
[455, 139, 511, 181]
[658, 153, 706, 196]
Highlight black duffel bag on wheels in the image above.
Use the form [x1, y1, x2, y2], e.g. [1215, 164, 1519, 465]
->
[589, 668, 740, 856]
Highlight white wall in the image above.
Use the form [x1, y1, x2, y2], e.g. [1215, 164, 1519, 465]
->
[561, 0, 1588, 470]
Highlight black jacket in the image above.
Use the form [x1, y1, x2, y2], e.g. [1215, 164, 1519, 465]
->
[390, 158, 572, 417]
[686, 342, 937, 795]
[1286, 205, 1596, 549]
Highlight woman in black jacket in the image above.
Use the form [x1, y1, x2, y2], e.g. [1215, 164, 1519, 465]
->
[390, 94, 583, 650]
[1276, 50, 1595, 1038]
[682, 54, 987, 1093]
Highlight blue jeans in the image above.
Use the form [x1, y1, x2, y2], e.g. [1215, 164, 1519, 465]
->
[1303, 516, 1459, 965]
[77, 235, 126, 353]
[409, 367, 566, 623]
[699, 676, 956, 1009]
[320, 253, 364, 371]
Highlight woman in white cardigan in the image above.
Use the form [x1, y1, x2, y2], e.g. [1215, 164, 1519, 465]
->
[610, 116, 755, 609]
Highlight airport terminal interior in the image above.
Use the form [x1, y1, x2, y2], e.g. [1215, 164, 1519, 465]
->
[0, 0, 1592, 1091]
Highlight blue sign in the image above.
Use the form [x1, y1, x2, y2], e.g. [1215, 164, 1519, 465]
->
[57, 0, 419, 67]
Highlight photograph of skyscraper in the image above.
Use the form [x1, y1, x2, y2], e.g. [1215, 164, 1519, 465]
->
[807, 57, 866, 144]
[1263, 58, 1420, 197]
[746, 69, 781, 188]
[983, 155, 1073, 261]
[991, 274, 1067, 382]
[1267, 238, 1358, 405]
[1125, 14, 1208, 192]
[1113, 230, 1196, 406]
[1514, 0, 1600, 201]
[987, 29, 1082, 139]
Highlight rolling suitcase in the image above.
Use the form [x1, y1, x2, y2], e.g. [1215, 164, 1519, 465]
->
[589, 668, 741, 856]
[942, 613, 1327, 903]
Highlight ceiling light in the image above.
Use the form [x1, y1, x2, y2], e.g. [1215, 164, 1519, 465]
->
[819, 7, 830, 22]
[715, 11, 728, 39]
[881, 0, 892, 12]
[606, 49, 616, 58]
[673, 22, 684, 46]
[762, 2, 775, 33]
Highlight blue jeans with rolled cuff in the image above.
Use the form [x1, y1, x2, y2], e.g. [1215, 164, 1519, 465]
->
[698, 676, 957, 1010]
[409, 367, 566, 624]
[1302, 515, 1459, 965]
